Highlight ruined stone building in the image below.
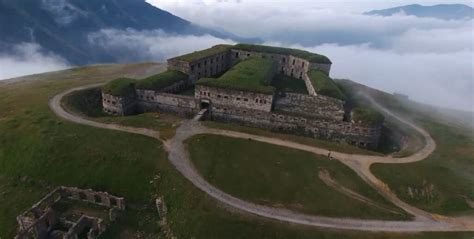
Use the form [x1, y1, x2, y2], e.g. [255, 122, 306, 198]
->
[101, 44, 384, 148]
[15, 187, 125, 239]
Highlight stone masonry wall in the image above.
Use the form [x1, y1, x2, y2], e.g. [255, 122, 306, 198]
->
[274, 92, 345, 121]
[61, 187, 126, 210]
[230, 49, 331, 96]
[136, 90, 198, 117]
[196, 85, 274, 112]
[168, 50, 232, 83]
[210, 104, 381, 148]
[15, 187, 125, 239]
[154, 79, 189, 94]
[102, 93, 136, 116]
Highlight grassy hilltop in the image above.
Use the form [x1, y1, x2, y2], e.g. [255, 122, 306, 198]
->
[0, 64, 472, 238]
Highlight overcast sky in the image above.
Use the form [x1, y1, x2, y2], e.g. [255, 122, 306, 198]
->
[143, 0, 473, 112]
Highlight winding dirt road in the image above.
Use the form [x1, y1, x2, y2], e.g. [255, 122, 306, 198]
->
[49, 84, 474, 232]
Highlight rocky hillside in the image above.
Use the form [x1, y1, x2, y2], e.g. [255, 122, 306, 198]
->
[0, 0, 251, 65]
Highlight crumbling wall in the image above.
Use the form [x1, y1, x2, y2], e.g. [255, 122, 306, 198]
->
[102, 93, 136, 116]
[60, 187, 126, 210]
[15, 187, 125, 239]
[274, 92, 345, 121]
[64, 216, 106, 239]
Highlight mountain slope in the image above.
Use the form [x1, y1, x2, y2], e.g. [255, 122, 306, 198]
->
[365, 4, 473, 20]
[0, 0, 251, 65]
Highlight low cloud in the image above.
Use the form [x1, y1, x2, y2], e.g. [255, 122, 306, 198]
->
[148, 0, 473, 111]
[87, 28, 235, 62]
[41, 0, 87, 25]
[0, 43, 70, 80]
[277, 42, 472, 111]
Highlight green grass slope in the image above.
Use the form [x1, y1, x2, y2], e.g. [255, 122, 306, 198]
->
[372, 120, 474, 215]
[272, 74, 309, 94]
[337, 79, 474, 216]
[308, 70, 346, 100]
[197, 57, 276, 94]
[187, 134, 408, 220]
[0, 64, 472, 238]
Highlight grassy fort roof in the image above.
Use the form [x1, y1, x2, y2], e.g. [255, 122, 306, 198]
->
[101, 78, 136, 97]
[169, 44, 332, 65]
[308, 70, 346, 100]
[232, 44, 332, 64]
[352, 107, 385, 125]
[197, 58, 276, 94]
[170, 44, 231, 62]
[135, 70, 188, 91]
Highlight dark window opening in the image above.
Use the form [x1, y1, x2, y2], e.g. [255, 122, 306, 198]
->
[110, 198, 117, 206]
[79, 192, 87, 200]
[94, 195, 102, 203]
[235, 52, 239, 58]
[292, 59, 296, 65]
[200, 101, 210, 110]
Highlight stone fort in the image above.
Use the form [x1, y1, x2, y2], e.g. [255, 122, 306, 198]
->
[101, 44, 383, 148]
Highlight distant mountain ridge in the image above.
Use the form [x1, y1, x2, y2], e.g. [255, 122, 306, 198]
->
[365, 4, 473, 20]
[0, 0, 255, 65]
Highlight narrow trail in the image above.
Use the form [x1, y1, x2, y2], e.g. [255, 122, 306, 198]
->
[317, 169, 403, 215]
[49, 84, 474, 232]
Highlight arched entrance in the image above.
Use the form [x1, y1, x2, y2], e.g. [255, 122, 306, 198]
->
[200, 99, 210, 110]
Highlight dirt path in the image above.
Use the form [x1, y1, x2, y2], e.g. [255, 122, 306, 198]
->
[317, 169, 403, 215]
[49, 85, 474, 232]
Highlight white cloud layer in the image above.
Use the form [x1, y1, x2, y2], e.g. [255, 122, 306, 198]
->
[147, 0, 473, 111]
[87, 29, 235, 62]
[0, 43, 69, 80]
[299, 43, 473, 111]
